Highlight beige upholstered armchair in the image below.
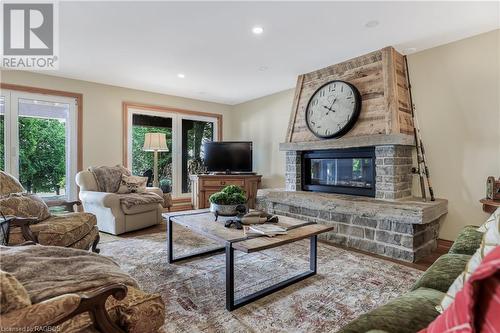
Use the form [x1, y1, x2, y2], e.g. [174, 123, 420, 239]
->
[76, 167, 165, 235]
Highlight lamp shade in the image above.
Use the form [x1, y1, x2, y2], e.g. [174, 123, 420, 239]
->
[143, 133, 169, 152]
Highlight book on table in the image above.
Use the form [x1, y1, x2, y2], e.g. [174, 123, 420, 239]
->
[244, 224, 288, 237]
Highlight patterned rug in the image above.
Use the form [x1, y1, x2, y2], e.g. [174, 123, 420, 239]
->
[99, 225, 422, 333]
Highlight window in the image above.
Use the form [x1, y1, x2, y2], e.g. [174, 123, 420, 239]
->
[125, 104, 220, 198]
[181, 119, 213, 193]
[131, 114, 173, 189]
[1, 90, 78, 200]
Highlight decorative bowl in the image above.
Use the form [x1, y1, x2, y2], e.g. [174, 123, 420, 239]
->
[209, 203, 247, 220]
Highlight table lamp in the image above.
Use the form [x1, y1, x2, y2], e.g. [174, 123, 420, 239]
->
[143, 133, 169, 187]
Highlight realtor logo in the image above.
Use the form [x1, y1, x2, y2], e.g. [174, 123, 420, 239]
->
[2, 2, 59, 69]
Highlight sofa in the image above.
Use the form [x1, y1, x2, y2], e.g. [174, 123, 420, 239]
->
[0, 244, 165, 333]
[76, 168, 164, 235]
[338, 225, 484, 333]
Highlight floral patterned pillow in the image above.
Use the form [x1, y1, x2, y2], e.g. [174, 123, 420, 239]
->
[0, 270, 31, 314]
[0, 193, 51, 221]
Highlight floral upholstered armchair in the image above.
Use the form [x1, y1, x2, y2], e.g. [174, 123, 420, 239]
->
[0, 171, 100, 252]
[0, 245, 165, 333]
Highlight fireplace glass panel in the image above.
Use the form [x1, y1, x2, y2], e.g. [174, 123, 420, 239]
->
[302, 147, 376, 197]
[310, 158, 374, 188]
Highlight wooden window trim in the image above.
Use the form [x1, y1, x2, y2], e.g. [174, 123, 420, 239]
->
[122, 101, 223, 167]
[0, 83, 83, 172]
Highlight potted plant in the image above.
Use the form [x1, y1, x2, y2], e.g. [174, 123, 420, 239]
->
[209, 185, 247, 217]
[159, 178, 172, 193]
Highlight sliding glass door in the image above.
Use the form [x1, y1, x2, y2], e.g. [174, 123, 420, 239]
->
[1, 90, 78, 200]
[126, 107, 218, 198]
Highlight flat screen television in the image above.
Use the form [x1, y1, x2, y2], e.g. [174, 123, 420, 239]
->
[203, 141, 253, 173]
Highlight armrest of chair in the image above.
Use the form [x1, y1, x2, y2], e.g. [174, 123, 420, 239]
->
[1, 284, 128, 333]
[54, 283, 128, 333]
[145, 186, 163, 197]
[0, 293, 82, 329]
[46, 199, 82, 212]
[10, 217, 39, 243]
[79, 191, 120, 208]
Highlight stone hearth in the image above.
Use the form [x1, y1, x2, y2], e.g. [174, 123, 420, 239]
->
[257, 189, 448, 262]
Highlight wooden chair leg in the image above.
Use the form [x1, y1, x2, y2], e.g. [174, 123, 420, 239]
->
[91, 234, 100, 253]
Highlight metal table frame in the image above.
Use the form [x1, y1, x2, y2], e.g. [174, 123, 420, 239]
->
[167, 214, 318, 311]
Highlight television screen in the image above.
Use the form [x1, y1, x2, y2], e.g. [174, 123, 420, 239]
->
[204, 142, 252, 173]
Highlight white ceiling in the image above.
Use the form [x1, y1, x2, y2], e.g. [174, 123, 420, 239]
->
[49, 1, 499, 105]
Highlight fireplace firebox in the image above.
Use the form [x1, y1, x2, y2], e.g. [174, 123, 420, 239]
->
[302, 147, 376, 197]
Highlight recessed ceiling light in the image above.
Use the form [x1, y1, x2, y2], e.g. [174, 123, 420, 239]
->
[365, 20, 379, 28]
[258, 66, 268, 71]
[403, 47, 417, 54]
[177, 73, 185, 78]
[252, 26, 264, 35]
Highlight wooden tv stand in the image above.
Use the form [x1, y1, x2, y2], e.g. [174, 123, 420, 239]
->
[190, 174, 262, 209]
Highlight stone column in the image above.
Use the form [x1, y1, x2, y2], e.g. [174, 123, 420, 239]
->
[285, 151, 301, 191]
[375, 145, 413, 199]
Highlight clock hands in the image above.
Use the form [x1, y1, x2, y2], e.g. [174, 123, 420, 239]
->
[322, 105, 335, 113]
[322, 97, 337, 114]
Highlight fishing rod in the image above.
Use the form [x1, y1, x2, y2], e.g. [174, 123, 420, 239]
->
[404, 55, 435, 202]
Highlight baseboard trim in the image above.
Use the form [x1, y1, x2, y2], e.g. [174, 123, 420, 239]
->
[437, 238, 454, 250]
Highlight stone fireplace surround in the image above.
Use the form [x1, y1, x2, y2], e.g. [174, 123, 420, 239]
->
[256, 135, 448, 263]
[265, 47, 448, 262]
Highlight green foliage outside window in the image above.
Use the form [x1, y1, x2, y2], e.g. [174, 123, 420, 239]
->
[15, 117, 66, 194]
[0, 116, 66, 194]
[131, 125, 172, 181]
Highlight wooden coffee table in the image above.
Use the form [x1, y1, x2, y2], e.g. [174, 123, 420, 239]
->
[164, 210, 333, 311]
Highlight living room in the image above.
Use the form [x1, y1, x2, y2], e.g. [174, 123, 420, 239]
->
[0, 1, 499, 332]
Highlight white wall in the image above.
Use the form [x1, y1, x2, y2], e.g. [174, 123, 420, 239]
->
[0, 71, 233, 170]
[230, 30, 500, 240]
[227, 89, 294, 188]
[407, 29, 500, 240]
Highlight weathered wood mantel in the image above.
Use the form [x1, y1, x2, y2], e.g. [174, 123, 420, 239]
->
[284, 46, 414, 147]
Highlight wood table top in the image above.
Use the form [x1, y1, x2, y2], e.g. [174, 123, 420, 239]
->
[166, 210, 333, 253]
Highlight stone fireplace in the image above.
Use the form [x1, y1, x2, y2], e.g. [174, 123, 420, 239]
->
[257, 47, 448, 263]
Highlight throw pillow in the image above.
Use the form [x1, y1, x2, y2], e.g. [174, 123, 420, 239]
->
[88, 165, 132, 193]
[0, 171, 25, 196]
[478, 207, 500, 232]
[419, 246, 500, 333]
[0, 193, 51, 221]
[117, 175, 148, 194]
[0, 270, 31, 314]
[438, 211, 500, 312]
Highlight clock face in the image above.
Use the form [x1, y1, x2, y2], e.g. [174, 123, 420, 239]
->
[305, 80, 361, 139]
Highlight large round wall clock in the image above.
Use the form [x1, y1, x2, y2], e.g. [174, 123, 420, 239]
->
[305, 80, 362, 139]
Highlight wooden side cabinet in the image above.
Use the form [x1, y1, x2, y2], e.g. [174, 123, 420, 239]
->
[480, 198, 500, 214]
[190, 174, 262, 209]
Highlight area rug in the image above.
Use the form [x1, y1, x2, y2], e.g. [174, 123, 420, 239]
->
[99, 225, 422, 333]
